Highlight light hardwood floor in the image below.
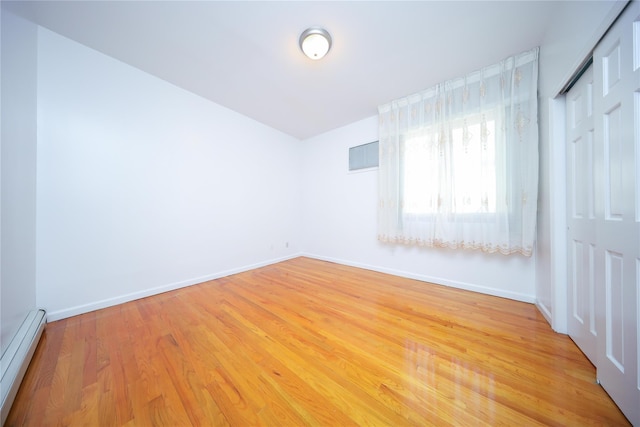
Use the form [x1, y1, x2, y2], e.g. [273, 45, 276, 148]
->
[6, 257, 630, 426]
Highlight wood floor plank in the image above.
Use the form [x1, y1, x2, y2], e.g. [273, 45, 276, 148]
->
[5, 257, 631, 426]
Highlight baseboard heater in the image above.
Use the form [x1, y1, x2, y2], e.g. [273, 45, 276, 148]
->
[0, 309, 46, 425]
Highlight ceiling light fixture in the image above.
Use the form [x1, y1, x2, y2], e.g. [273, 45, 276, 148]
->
[299, 27, 332, 60]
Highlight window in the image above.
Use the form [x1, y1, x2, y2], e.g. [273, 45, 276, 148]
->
[402, 114, 497, 215]
[377, 48, 539, 256]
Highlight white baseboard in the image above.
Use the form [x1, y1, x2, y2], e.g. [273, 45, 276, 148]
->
[46, 251, 536, 322]
[301, 253, 536, 304]
[1, 309, 47, 425]
[536, 299, 555, 329]
[45, 254, 303, 322]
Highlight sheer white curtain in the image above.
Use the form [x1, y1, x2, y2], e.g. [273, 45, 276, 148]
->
[378, 48, 539, 256]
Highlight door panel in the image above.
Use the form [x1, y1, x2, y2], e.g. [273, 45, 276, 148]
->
[603, 103, 623, 220]
[593, 2, 640, 424]
[567, 65, 598, 365]
[604, 249, 624, 372]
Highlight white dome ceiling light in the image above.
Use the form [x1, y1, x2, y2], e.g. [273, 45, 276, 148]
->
[299, 27, 332, 60]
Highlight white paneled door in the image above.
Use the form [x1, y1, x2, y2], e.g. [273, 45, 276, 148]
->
[593, 3, 640, 424]
[567, 2, 639, 425]
[567, 64, 598, 366]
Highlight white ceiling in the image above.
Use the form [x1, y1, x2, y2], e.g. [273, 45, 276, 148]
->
[4, 1, 564, 140]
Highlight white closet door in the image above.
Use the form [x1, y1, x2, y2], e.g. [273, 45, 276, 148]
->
[566, 64, 598, 365]
[592, 2, 639, 424]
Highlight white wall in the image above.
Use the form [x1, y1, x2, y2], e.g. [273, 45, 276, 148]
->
[36, 28, 302, 320]
[1, 10, 38, 354]
[301, 117, 536, 303]
[536, 0, 628, 331]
